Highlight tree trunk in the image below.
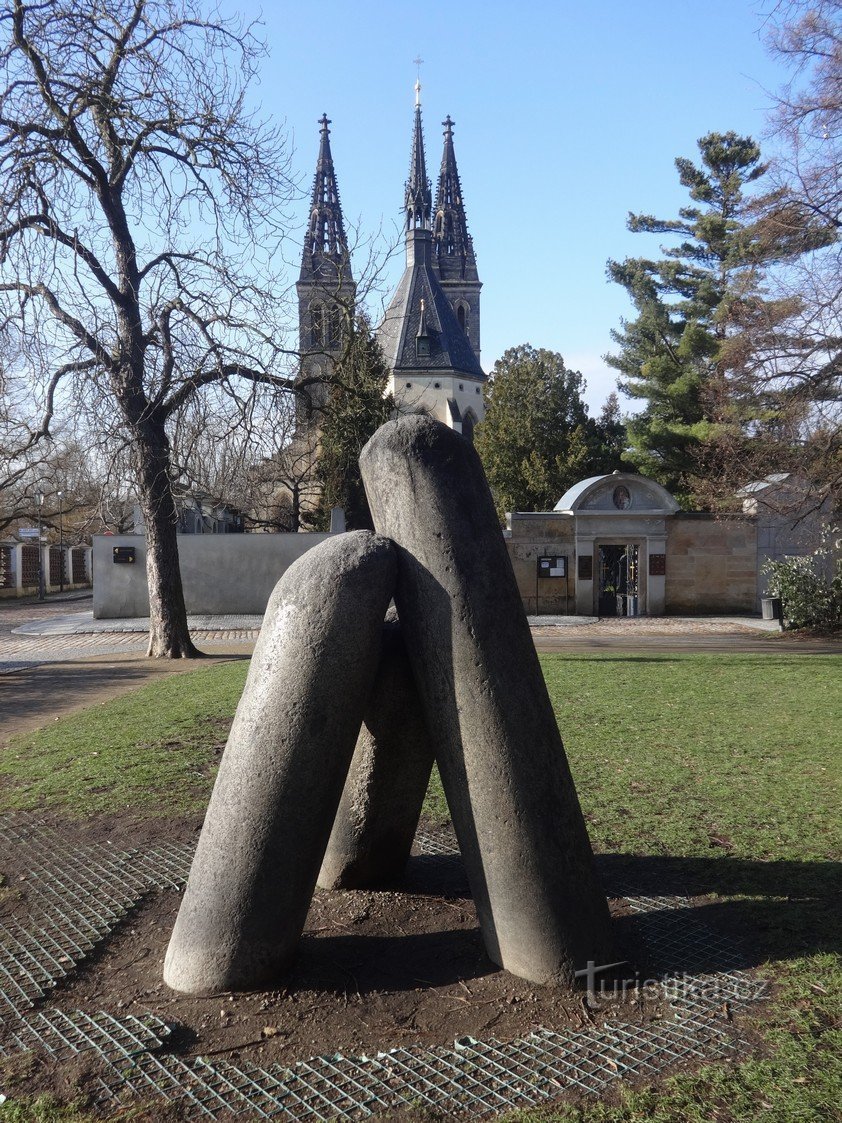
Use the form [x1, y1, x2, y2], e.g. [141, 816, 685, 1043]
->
[134, 421, 202, 659]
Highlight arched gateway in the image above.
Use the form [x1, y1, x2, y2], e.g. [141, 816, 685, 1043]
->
[505, 472, 759, 617]
[553, 473, 680, 617]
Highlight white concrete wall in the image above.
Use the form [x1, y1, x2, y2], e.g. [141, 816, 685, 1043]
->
[93, 533, 330, 618]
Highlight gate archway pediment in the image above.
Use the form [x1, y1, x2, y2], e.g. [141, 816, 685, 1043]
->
[555, 474, 680, 515]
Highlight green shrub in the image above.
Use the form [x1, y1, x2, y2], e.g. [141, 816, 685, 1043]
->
[764, 528, 842, 631]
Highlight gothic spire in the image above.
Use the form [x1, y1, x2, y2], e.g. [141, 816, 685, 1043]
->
[405, 83, 432, 231]
[434, 116, 477, 280]
[300, 114, 349, 281]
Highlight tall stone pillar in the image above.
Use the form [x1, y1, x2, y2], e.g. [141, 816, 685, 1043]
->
[318, 610, 434, 889]
[574, 535, 595, 615]
[360, 416, 613, 984]
[645, 536, 668, 615]
[164, 531, 396, 995]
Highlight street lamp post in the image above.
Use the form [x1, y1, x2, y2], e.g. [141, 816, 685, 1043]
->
[36, 489, 45, 601]
[57, 490, 64, 593]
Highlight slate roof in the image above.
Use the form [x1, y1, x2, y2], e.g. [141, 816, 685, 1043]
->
[377, 237, 485, 380]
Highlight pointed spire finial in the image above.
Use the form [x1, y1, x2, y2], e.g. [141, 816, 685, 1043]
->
[433, 112, 477, 281]
[299, 113, 350, 279]
[405, 79, 431, 232]
[413, 55, 424, 107]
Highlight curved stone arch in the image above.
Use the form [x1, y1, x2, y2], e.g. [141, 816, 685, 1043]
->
[554, 473, 681, 514]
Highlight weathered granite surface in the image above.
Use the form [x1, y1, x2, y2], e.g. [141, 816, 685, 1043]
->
[318, 609, 435, 890]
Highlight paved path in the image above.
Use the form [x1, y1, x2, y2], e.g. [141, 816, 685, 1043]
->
[11, 609, 263, 638]
[531, 615, 841, 655]
[0, 594, 253, 741]
[1, 595, 257, 673]
[1, 594, 838, 743]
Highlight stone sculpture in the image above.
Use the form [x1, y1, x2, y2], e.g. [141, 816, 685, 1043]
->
[318, 609, 435, 890]
[165, 417, 611, 996]
[164, 531, 396, 995]
[360, 416, 613, 983]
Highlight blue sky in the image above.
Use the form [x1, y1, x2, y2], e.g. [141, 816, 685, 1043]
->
[226, 1, 787, 414]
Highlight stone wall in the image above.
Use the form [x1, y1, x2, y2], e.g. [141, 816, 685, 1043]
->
[0, 544, 92, 598]
[505, 514, 576, 615]
[92, 533, 329, 618]
[665, 515, 757, 614]
[505, 510, 760, 617]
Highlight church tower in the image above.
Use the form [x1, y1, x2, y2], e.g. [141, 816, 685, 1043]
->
[433, 116, 481, 362]
[296, 115, 355, 417]
[377, 85, 486, 438]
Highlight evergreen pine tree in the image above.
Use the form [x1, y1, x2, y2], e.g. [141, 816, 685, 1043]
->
[606, 131, 813, 505]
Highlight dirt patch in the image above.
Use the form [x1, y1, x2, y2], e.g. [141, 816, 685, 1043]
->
[0, 817, 677, 1098]
[2, 814, 777, 1119]
[31, 859, 652, 1060]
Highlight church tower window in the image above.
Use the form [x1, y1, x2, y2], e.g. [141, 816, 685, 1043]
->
[311, 304, 324, 347]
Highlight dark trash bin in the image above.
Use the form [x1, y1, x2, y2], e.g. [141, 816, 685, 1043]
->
[761, 596, 783, 621]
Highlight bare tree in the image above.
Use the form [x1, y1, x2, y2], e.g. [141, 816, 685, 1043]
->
[687, 3, 842, 514]
[168, 384, 322, 532]
[750, 1, 842, 510]
[767, 0, 842, 232]
[0, 0, 297, 655]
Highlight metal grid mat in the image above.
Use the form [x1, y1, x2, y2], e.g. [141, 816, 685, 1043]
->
[1, 819, 766, 1119]
[0, 818, 194, 1019]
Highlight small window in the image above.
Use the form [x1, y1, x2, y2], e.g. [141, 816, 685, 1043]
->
[459, 383, 464, 391]
[406, 381, 412, 388]
[475, 386, 481, 394]
[457, 305, 467, 332]
[434, 381, 441, 389]
[328, 307, 342, 348]
[416, 337, 430, 358]
[311, 304, 324, 348]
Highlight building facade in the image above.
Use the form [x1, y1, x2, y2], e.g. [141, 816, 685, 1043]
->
[297, 87, 486, 438]
[506, 472, 763, 617]
[296, 114, 355, 420]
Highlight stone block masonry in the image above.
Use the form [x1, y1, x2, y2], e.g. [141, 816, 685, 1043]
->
[665, 515, 757, 613]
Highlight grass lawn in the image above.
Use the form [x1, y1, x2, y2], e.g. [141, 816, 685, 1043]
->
[0, 651, 839, 1122]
